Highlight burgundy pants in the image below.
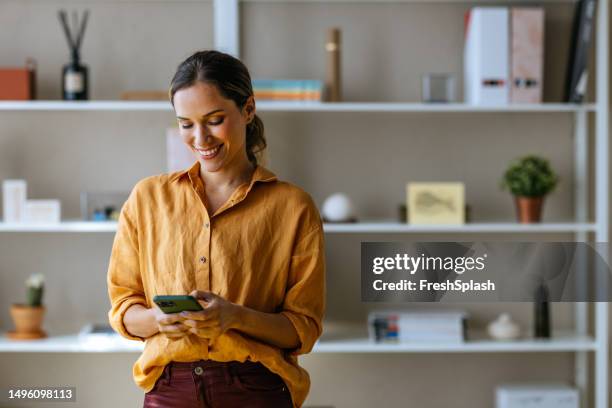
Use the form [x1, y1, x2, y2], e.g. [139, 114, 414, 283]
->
[143, 359, 294, 408]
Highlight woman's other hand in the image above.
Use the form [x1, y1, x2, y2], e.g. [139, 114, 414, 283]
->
[180, 290, 240, 340]
[152, 305, 191, 339]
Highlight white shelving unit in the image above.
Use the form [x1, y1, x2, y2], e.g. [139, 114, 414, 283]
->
[0, 1, 608, 408]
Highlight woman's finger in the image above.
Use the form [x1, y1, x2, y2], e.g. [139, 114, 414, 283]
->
[182, 319, 216, 329]
[157, 312, 184, 325]
[180, 310, 212, 321]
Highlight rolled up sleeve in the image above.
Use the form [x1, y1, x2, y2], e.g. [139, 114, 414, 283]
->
[280, 225, 326, 356]
[107, 189, 147, 342]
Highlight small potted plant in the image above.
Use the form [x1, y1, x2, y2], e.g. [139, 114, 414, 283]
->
[8, 273, 47, 340]
[501, 155, 558, 223]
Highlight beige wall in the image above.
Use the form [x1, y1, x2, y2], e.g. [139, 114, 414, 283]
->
[0, 1, 607, 407]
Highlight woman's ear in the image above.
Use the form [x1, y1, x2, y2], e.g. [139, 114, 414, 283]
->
[243, 96, 256, 123]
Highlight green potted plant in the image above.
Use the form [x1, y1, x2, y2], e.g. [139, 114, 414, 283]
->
[8, 273, 47, 340]
[501, 155, 558, 223]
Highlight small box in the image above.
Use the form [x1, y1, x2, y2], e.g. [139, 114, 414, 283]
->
[23, 200, 61, 223]
[496, 384, 579, 408]
[2, 179, 27, 222]
[0, 59, 36, 100]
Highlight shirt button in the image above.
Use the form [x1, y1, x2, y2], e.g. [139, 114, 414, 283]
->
[204, 222, 209, 229]
[200, 256, 207, 264]
[194, 366, 203, 375]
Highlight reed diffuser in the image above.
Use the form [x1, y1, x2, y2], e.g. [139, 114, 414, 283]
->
[58, 9, 90, 100]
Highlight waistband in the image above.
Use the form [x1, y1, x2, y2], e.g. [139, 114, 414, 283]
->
[168, 359, 263, 371]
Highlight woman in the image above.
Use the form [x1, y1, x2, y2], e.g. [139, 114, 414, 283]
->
[107, 50, 326, 408]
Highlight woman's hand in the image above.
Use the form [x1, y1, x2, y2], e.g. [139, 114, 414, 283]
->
[179, 290, 240, 340]
[152, 305, 191, 339]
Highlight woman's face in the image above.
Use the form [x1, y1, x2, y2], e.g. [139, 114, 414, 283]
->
[173, 81, 254, 173]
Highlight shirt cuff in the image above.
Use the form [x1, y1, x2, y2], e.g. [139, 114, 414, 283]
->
[109, 297, 148, 342]
[280, 310, 321, 356]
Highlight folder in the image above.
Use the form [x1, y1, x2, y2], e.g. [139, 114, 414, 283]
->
[464, 7, 509, 105]
[510, 8, 544, 103]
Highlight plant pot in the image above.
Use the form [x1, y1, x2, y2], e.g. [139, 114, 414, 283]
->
[8, 304, 47, 340]
[514, 196, 545, 223]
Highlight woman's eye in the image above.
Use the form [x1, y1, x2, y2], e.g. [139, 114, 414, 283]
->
[208, 117, 224, 126]
[180, 123, 193, 129]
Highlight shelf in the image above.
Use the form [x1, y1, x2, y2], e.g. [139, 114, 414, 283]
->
[314, 333, 597, 353]
[0, 100, 597, 113]
[0, 334, 143, 353]
[0, 220, 597, 233]
[323, 221, 597, 233]
[0, 221, 118, 232]
[0, 332, 595, 353]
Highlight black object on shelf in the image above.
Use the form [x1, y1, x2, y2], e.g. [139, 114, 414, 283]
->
[58, 9, 90, 100]
[534, 283, 551, 339]
[564, 0, 596, 103]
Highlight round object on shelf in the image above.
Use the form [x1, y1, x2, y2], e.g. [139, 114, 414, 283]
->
[487, 313, 521, 341]
[322, 193, 356, 223]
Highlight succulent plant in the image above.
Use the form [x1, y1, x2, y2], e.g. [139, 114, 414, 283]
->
[25, 273, 44, 307]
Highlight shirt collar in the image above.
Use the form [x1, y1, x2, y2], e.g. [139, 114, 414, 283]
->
[169, 160, 277, 185]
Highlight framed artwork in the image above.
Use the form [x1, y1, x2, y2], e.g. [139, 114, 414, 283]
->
[407, 182, 465, 225]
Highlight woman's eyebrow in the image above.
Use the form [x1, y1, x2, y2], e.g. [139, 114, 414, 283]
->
[176, 109, 224, 120]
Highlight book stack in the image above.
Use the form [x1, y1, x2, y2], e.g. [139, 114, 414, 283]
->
[368, 310, 468, 343]
[252, 79, 323, 101]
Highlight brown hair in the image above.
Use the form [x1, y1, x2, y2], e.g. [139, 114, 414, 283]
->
[169, 50, 266, 165]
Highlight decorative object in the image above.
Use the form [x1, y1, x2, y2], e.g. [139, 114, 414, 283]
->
[421, 73, 455, 103]
[58, 9, 90, 100]
[487, 313, 521, 340]
[501, 155, 558, 223]
[166, 127, 196, 172]
[8, 273, 47, 340]
[321, 193, 356, 223]
[407, 182, 465, 225]
[0, 59, 36, 100]
[2, 179, 27, 222]
[496, 384, 578, 408]
[23, 200, 61, 223]
[325, 27, 341, 102]
[534, 283, 551, 338]
[252, 80, 323, 101]
[80, 191, 129, 221]
[399, 202, 472, 223]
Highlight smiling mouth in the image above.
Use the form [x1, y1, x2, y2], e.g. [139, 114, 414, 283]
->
[195, 144, 223, 159]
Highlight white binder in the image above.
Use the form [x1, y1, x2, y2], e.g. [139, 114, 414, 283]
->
[464, 7, 510, 105]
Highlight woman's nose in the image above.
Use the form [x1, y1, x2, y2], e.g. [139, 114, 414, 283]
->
[194, 128, 212, 145]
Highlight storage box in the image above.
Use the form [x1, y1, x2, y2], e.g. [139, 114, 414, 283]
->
[23, 200, 61, 223]
[0, 59, 36, 100]
[496, 384, 579, 408]
[2, 179, 27, 222]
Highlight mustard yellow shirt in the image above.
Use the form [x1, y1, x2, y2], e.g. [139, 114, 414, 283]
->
[107, 160, 326, 408]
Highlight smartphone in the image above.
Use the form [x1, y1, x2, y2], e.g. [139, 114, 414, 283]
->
[153, 295, 204, 314]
